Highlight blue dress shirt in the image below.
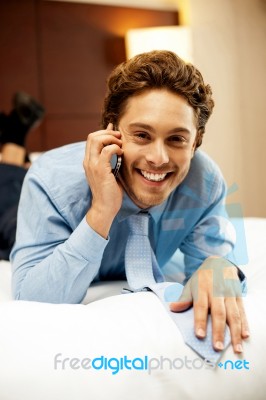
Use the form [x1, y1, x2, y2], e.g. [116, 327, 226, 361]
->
[10, 142, 240, 303]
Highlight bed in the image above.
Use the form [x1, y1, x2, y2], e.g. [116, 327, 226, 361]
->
[0, 218, 265, 400]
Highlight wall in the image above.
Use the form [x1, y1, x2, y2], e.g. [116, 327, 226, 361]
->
[189, 0, 266, 217]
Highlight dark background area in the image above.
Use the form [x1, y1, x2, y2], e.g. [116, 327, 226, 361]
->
[0, 0, 178, 151]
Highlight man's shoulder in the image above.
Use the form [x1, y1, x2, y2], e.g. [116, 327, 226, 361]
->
[27, 142, 87, 197]
[171, 150, 226, 205]
[20, 142, 89, 228]
[190, 150, 223, 178]
[187, 150, 224, 182]
[33, 142, 86, 171]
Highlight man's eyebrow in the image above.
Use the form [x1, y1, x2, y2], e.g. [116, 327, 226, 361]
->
[168, 127, 192, 135]
[128, 123, 154, 132]
[128, 122, 192, 135]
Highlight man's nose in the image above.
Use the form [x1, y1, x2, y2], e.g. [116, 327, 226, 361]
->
[145, 142, 169, 166]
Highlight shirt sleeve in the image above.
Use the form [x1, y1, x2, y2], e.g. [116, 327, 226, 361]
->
[179, 172, 247, 294]
[10, 170, 108, 304]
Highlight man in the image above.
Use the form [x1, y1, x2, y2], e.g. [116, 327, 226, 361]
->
[11, 51, 249, 354]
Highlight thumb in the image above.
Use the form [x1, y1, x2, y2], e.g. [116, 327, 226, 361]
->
[169, 283, 193, 312]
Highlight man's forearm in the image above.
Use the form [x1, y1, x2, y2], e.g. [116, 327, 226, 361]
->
[12, 218, 108, 303]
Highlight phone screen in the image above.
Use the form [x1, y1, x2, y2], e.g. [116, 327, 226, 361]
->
[111, 154, 122, 178]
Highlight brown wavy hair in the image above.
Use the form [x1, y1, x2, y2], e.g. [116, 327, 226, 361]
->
[101, 50, 214, 148]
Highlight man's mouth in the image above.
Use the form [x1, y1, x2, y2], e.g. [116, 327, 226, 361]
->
[139, 169, 169, 182]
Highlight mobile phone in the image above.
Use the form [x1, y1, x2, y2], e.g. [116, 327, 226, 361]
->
[111, 154, 122, 178]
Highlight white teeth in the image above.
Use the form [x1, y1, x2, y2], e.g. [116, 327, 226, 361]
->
[140, 170, 167, 182]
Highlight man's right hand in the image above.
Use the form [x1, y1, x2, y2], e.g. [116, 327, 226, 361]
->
[83, 123, 123, 238]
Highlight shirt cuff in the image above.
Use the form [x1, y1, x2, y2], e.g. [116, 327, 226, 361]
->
[236, 265, 248, 296]
[227, 260, 248, 296]
[67, 216, 109, 262]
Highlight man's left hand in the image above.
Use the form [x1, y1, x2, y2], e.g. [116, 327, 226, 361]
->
[169, 256, 250, 353]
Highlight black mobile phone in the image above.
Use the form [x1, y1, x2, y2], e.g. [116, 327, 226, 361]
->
[111, 154, 122, 178]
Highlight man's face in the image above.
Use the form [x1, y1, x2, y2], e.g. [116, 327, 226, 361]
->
[118, 89, 198, 209]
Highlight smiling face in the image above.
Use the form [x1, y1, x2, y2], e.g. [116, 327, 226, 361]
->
[117, 89, 198, 209]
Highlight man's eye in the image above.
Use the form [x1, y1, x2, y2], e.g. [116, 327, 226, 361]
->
[169, 136, 186, 144]
[135, 132, 149, 140]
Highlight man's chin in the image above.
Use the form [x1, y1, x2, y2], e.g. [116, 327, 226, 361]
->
[119, 173, 171, 208]
[127, 190, 167, 209]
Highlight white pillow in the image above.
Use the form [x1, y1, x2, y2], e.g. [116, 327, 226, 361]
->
[0, 260, 12, 302]
[0, 287, 265, 400]
[0, 218, 265, 399]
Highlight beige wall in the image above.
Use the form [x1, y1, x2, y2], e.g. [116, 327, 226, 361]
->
[189, 0, 266, 217]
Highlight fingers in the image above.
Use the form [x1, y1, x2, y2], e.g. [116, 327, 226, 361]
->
[193, 291, 209, 339]
[177, 263, 250, 354]
[237, 297, 250, 338]
[225, 296, 250, 353]
[193, 295, 247, 353]
[84, 125, 123, 167]
[101, 143, 123, 162]
[84, 124, 125, 225]
[170, 279, 249, 354]
[225, 297, 242, 352]
[208, 294, 249, 353]
[210, 297, 226, 350]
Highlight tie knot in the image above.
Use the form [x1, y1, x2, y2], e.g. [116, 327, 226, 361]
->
[127, 213, 149, 236]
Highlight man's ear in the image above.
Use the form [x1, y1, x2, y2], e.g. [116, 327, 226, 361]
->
[191, 129, 202, 157]
[191, 136, 197, 158]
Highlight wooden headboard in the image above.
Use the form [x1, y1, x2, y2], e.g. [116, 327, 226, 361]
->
[0, 0, 178, 151]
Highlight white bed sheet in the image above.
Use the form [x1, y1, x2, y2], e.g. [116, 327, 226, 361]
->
[0, 218, 265, 400]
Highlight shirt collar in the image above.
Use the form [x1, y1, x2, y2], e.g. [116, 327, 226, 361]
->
[116, 191, 168, 224]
